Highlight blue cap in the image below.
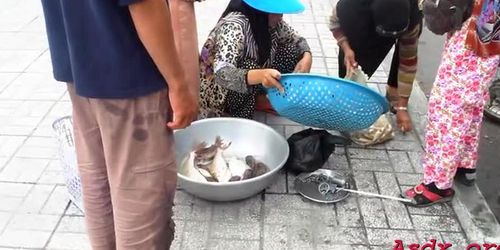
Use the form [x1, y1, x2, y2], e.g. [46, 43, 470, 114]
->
[242, 0, 305, 14]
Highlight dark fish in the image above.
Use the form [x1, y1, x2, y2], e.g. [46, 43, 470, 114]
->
[245, 156, 270, 178]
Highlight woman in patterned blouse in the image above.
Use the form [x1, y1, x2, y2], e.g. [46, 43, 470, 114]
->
[198, 0, 312, 119]
[329, 0, 423, 133]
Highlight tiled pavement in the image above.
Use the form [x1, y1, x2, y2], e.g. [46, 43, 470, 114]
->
[0, 0, 498, 249]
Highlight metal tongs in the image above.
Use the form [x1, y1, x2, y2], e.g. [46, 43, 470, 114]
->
[317, 181, 412, 203]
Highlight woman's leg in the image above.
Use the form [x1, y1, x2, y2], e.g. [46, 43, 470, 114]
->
[423, 42, 499, 190]
[402, 20, 500, 206]
[454, 59, 499, 185]
[422, 75, 465, 190]
[453, 105, 485, 185]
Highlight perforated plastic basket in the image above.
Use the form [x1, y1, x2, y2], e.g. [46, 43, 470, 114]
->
[266, 73, 389, 131]
[52, 116, 84, 213]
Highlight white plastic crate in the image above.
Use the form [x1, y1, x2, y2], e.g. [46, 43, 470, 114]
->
[52, 116, 84, 213]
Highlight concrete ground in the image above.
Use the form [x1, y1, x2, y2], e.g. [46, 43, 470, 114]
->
[477, 117, 500, 223]
[0, 0, 498, 249]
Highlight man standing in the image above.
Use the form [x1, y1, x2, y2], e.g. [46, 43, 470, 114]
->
[41, 0, 200, 249]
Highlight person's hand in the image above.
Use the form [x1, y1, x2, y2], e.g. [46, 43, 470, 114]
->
[260, 69, 284, 93]
[294, 52, 312, 73]
[247, 69, 284, 93]
[393, 97, 412, 133]
[343, 48, 358, 73]
[167, 78, 199, 130]
[396, 109, 413, 133]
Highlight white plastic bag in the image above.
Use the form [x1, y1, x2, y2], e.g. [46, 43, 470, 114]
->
[344, 68, 394, 146]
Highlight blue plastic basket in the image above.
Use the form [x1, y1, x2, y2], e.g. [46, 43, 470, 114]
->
[266, 73, 389, 132]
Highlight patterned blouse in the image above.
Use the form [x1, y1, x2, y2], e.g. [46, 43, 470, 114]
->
[198, 12, 310, 119]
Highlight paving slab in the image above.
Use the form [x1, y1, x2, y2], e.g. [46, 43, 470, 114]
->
[0, 0, 497, 249]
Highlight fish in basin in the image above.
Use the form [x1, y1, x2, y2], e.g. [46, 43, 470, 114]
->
[179, 136, 270, 182]
[180, 151, 209, 182]
[194, 136, 233, 182]
[245, 155, 269, 178]
[225, 157, 253, 181]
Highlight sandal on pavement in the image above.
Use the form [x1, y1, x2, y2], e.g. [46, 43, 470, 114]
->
[400, 183, 455, 207]
[454, 168, 476, 186]
[484, 100, 500, 124]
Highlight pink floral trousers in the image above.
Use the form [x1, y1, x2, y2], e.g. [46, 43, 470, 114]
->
[422, 20, 500, 189]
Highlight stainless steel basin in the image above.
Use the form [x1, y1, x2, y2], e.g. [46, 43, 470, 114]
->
[173, 117, 290, 201]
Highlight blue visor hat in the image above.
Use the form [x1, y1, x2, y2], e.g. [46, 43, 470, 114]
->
[242, 0, 305, 14]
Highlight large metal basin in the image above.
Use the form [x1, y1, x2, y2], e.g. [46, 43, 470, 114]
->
[173, 117, 289, 201]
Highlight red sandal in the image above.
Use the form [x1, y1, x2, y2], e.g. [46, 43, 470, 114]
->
[400, 183, 455, 207]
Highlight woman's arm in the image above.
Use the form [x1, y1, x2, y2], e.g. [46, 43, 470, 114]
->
[272, 21, 312, 73]
[328, 0, 347, 43]
[329, 0, 357, 71]
[273, 21, 311, 57]
[214, 20, 284, 93]
[213, 21, 252, 93]
[397, 24, 421, 100]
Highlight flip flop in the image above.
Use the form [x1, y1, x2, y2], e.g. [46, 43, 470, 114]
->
[400, 183, 455, 208]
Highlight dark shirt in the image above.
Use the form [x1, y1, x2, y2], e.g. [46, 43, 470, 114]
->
[41, 0, 166, 99]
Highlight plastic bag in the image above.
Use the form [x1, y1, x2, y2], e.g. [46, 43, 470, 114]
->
[348, 115, 394, 146]
[285, 128, 351, 174]
[344, 67, 394, 146]
[345, 67, 368, 85]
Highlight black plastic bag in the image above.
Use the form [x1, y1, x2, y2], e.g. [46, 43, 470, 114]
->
[285, 128, 351, 174]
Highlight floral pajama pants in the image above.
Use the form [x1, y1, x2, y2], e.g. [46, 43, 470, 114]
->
[422, 20, 500, 189]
